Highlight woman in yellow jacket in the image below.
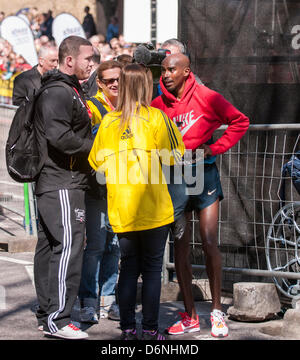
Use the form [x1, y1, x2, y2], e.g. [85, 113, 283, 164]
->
[89, 64, 186, 340]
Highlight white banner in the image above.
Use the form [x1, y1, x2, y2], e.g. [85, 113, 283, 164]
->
[52, 13, 86, 47]
[17, 14, 30, 26]
[156, 0, 178, 43]
[123, 0, 178, 44]
[0, 16, 38, 67]
[123, 0, 151, 43]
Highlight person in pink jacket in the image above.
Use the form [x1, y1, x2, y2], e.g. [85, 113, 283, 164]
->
[151, 53, 249, 338]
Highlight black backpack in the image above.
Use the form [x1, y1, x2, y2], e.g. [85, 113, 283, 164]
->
[5, 82, 69, 183]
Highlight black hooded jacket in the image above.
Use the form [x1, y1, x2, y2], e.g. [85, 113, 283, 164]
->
[34, 70, 94, 195]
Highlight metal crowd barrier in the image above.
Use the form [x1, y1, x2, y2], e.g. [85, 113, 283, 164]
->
[1, 103, 300, 299]
[163, 124, 300, 300]
[0, 104, 37, 238]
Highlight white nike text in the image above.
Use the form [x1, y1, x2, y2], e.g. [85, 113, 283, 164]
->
[172, 110, 204, 137]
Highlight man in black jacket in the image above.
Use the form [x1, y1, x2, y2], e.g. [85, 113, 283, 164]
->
[33, 36, 94, 340]
[12, 45, 58, 106]
[81, 46, 101, 99]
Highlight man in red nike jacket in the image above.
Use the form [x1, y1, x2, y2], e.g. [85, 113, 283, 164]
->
[151, 53, 249, 338]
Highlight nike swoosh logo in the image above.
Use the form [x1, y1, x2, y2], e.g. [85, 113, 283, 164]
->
[180, 115, 204, 137]
[208, 189, 216, 195]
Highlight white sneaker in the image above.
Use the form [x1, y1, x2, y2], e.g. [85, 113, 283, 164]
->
[100, 302, 120, 321]
[210, 309, 229, 338]
[99, 306, 109, 319]
[44, 323, 88, 339]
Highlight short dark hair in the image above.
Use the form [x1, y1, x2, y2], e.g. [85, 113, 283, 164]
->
[114, 54, 133, 67]
[96, 60, 122, 80]
[59, 36, 92, 65]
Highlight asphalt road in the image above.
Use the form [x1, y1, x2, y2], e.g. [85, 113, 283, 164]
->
[0, 250, 288, 347]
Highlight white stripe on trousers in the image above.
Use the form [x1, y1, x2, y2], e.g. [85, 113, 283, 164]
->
[48, 190, 72, 333]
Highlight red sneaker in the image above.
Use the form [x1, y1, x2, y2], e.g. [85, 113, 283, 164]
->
[166, 312, 200, 335]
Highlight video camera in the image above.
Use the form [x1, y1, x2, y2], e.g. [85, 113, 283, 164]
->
[133, 43, 170, 66]
[133, 43, 170, 98]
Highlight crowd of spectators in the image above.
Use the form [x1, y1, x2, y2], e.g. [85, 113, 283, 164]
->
[0, 40, 31, 79]
[0, 7, 139, 80]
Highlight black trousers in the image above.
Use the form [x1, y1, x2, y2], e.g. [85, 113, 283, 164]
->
[34, 189, 86, 333]
[117, 224, 170, 331]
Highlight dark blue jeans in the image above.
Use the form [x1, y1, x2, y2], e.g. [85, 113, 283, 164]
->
[79, 192, 120, 309]
[117, 224, 170, 331]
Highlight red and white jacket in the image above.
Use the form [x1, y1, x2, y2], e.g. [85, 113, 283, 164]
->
[151, 72, 249, 155]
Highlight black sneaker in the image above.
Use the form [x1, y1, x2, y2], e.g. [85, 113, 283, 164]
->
[142, 329, 167, 340]
[120, 329, 138, 340]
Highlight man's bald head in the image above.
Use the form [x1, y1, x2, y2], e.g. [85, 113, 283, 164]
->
[162, 53, 190, 69]
[161, 53, 191, 98]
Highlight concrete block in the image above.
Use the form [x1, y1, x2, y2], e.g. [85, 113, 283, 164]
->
[291, 298, 300, 310]
[227, 282, 281, 322]
[193, 279, 212, 301]
[281, 309, 300, 340]
[161, 279, 212, 302]
[135, 279, 213, 303]
[160, 281, 181, 302]
[260, 321, 284, 337]
[0, 235, 37, 253]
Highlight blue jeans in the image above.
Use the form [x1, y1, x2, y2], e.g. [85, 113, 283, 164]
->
[79, 192, 120, 309]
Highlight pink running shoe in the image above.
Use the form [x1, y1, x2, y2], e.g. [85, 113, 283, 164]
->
[166, 312, 200, 335]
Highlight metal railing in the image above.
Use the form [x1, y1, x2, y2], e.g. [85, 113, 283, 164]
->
[1, 103, 300, 299]
[163, 123, 300, 300]
[0, 104, 37, 238]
